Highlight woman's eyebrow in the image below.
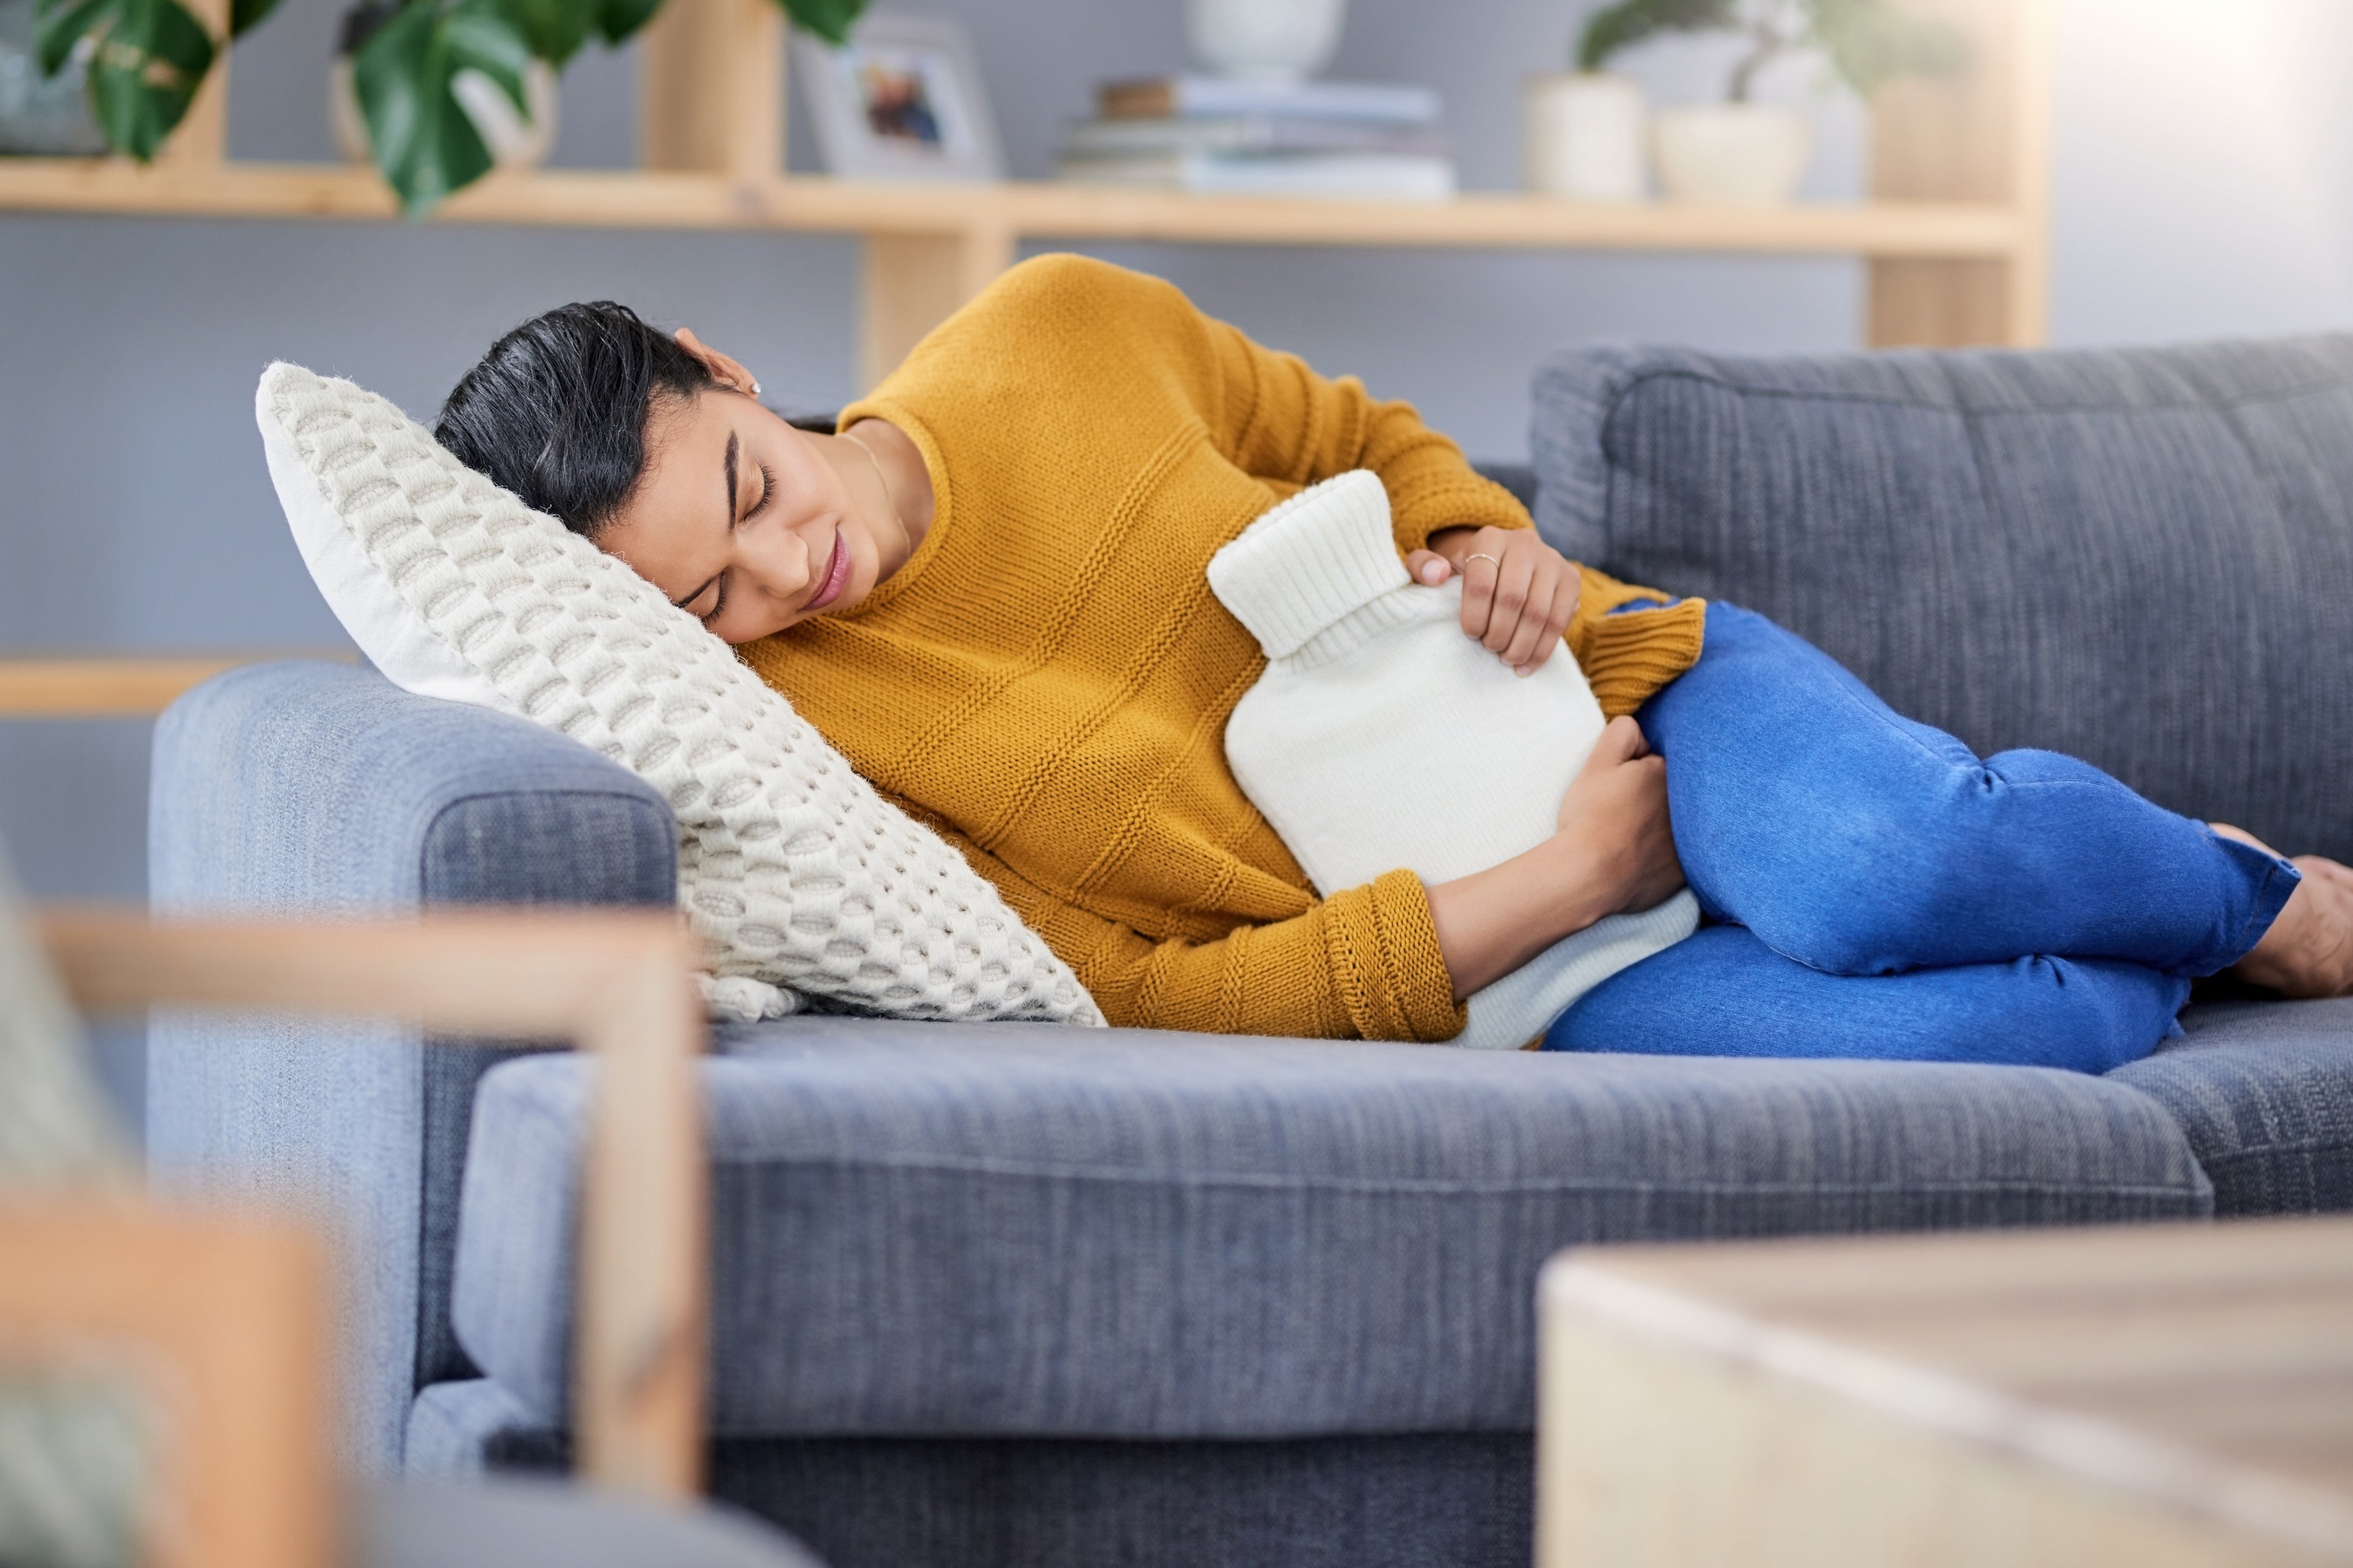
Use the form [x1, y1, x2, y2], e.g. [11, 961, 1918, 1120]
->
[722, 429, 740, 529]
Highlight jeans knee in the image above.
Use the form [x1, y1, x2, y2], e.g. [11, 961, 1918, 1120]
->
[1752, 838, 1980, 977]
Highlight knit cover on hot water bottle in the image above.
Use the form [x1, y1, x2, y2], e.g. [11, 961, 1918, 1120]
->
[1210, 471, 1699, 1050]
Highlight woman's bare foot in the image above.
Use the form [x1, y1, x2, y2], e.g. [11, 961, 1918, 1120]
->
[2213, 823, 2353, 999]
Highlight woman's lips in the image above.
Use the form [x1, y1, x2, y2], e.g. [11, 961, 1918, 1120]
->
[804, 532, 853, 612]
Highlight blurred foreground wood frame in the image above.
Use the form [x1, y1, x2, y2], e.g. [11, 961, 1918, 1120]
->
[0, 1200, 332, 1568]
[26, 907, 710, 1567]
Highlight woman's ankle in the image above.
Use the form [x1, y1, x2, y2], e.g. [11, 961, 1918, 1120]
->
[2232, 856, 2353, 999]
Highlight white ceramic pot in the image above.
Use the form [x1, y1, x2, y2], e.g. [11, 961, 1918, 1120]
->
[1651, 104, 1813, 205]
[1187, 0, 1346, 84]
[1523, 73, 1646, 202]
[331, 54, 559, 171]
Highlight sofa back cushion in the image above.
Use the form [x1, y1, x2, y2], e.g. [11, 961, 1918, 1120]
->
[1530, 334, 2353, 861]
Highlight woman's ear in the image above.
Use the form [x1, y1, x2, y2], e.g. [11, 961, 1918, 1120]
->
[674, 327, 761, 399]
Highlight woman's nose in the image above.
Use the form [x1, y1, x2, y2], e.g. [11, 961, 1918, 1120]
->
[738, 513, 818, 602]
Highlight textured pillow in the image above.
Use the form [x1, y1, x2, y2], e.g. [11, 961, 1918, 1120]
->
[256, 362, 1103, 1028]
[1211, 473, 1696, 1050]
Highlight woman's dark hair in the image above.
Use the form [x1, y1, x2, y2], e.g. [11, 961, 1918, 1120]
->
[436, 301, 838, 538]
[436, 301, 715, 538]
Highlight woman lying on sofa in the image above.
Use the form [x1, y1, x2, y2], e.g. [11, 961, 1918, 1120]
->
[432, 254, 2353, 1071]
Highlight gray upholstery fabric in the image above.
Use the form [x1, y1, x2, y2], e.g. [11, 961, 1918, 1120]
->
[1473, 460, 1538, 512]
[147, 662, 676, 1464]
[1528, 334, 2353, 1220]
[1530, 335, 2353, 861]
[404, 1378, 547, 1478]
[358, 1480, 823, 1568]
[708, 1433, 1533, 1568]
[399, 1388, 1528, 1568]
[2111, 998, 2353, 1214]
[451, 1016, 2209, 1436]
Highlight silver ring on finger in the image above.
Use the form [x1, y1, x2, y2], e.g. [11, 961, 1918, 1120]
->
[1463, 552, 1502, 568]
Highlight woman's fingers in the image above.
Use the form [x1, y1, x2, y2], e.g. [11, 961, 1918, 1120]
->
[1404, 548, 1452, 586]
[1532, 564, 1578, 671]
[1456, 544, 1499, 640]
[1498, 572, 1556, 670]
[1425, 529, 1582, 673]
[1482, 544, 1539, 656]
[1504, 563, 1575, 673]
[1596, 713, 1648, 762]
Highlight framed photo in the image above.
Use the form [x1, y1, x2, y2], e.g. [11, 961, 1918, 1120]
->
[793, 13, 1005, 183]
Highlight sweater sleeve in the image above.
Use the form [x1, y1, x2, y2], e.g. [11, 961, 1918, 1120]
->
[905, 806, 1467, 1042]
[1568, 564, 1710, 720]
[1196, 312, 1529, 558]
[1182, 301, 1702, 713]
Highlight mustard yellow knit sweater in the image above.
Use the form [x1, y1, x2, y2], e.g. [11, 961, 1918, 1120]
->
[743, 255, 1704, 1040]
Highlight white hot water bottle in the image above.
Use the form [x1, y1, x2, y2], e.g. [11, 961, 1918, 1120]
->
[1208, 471, 1698, 1050]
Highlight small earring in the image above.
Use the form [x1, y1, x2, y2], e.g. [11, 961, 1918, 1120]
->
[750, 379, 763, 398]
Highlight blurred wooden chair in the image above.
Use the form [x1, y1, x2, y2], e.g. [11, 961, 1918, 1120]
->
[0, 887, 805, 1567]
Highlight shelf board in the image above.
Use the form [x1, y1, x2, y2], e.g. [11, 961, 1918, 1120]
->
[0, 159, 2028, 258]
[0, 654, 354, 717]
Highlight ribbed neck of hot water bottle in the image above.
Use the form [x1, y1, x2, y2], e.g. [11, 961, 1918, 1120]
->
[1207, 471, 1431, 667]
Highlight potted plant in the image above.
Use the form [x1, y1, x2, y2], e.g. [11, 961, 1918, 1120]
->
[1187, 0, 1347, 84]
[1575, 0, 1964, 205]
[328, 0, 560, 177]
[1523, 70, 1645, 202]
[30, 0, 866, 213]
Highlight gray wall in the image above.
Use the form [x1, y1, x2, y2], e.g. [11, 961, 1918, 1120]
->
[4, 0, 2349, 1124]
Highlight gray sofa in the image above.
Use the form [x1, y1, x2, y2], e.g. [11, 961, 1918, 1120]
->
[149, 331, 2353, 1568]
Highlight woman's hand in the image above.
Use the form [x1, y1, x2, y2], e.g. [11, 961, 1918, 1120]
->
[1425, 715, 1685, 1001]
[1554, 715, 1686, 918]
[1406, 526, 1581, 677]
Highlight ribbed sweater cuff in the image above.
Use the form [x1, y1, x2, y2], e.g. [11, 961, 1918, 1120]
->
[1323, 870, 1467, 1044]
[1388, 473, 1530, 554]
[1572, 594, 1709, 720]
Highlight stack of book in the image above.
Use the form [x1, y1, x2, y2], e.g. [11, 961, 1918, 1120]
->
[1057, 76, 1455, 200]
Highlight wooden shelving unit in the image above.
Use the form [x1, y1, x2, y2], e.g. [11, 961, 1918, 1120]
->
[0, 0, 2048, 389]
[0, 655, 352, 717]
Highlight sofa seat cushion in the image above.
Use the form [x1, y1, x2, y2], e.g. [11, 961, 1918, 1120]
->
[2108, 997, 2353, 1215]
[1530, 334, 2353, 862]
[451, 1018, 2210, 1439]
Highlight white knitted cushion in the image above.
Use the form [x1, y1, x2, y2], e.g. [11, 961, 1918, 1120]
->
[1210, 471, 1697, 1049]
[256, 362, 1102, 1028]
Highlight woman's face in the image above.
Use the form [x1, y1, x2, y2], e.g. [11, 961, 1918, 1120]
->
[599, 334, 898, 645]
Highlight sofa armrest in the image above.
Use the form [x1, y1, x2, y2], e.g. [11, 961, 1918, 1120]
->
[145, 662, 679, 1469]
[151, 660, 675, 918]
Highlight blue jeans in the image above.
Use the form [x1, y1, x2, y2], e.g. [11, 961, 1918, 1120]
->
[1544, 603, 2300, 1073]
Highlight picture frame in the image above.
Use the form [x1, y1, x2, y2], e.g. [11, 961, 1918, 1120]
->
[792, 13, 1006, 183]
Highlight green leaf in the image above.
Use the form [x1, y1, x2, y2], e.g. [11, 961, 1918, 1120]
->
[591, 0, 655, 45]
[1575, 0, 1739, 72]
[492, 0, 589, 67]
[444, 0, 532, 108]
[354, 0, 535, 216]
[34, 0, 110, 76]
[1804, 0, 1967, 96]
[36, 0, 214, 158]
[777, 0, 863, 47]
[229, 0, 281, 38]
